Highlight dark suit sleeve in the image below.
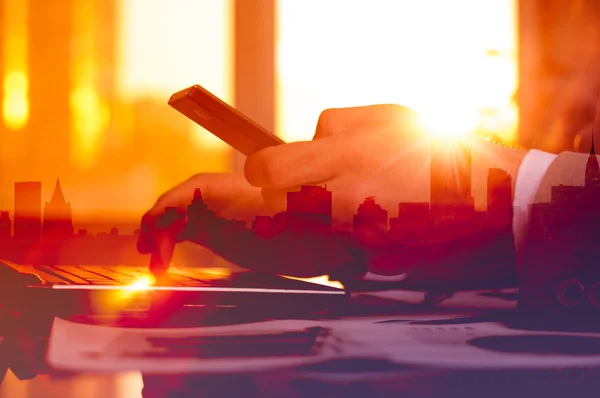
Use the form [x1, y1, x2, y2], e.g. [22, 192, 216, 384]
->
[518, 150, 596, 311]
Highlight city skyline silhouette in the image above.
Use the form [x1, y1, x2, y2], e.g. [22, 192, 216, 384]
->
[0, 147, 517, 237]
[0, 138, 519, 276]
[519, 133, 600, 313]
[2, 135, 600, 305]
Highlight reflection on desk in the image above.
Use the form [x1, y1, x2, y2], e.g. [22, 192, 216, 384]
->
[0, 370, 143, 398]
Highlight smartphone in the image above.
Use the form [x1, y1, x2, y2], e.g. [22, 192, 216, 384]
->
[168, 84, 285, 156]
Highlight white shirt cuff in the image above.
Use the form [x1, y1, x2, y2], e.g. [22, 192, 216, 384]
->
[512, 149, 558, 255]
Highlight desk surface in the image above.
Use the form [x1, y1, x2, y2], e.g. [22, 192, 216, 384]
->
[2, 287, 600, 398]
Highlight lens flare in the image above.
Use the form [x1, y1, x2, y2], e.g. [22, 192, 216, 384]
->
[123, 274, 155, 291]
[417, 107, 478, 141]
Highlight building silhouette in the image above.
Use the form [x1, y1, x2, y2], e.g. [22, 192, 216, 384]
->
[286, 186, 333, 233]
[430, 139, 474, 214]
[389, 202, 430, 241]
[252, 211, 288, 238]
[188, 188, 217, 226]
[487, 168, 513, 229]
[273, 212, 287, 231]
[529, 137, 600, 243]
[522, 137, 600, 310]
[0, 131, 534, 269]
[13, 181, 42, 239]
[0, 211, 11, 237]
[585, 135, 600, 186]
[353, 197, 388, 245]
[252, 216, 275, 238]
[42, 179, 74, 239]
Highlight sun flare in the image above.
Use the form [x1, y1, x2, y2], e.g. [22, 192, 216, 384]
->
[277, 0, 518, 144]
[124, 274, 155, 291]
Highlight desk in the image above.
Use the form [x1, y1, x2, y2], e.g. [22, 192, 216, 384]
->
[2, 288, 600, 398]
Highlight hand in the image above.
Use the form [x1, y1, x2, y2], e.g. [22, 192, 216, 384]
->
[244, 104, 520, 278]
[137, 171, 364, 278]
[245, 104, 431, 274]
[137, 173, 268, 273]
[139, 104, 519, 279]
[138, 104, 425, 277]
[245, 104, 427, 229]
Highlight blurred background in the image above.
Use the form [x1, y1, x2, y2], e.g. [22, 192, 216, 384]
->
[1, 0, 600, 396]
[1, 0, 599, 233]
[0, 0, 522, 234]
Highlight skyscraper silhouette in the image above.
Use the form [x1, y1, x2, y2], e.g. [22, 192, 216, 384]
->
[42, 178, 74, 239]
[13, 181, 41, 239]
[188, 188, 216, 226]
[585, 132, 600, 186]
[529, 139, 600, 242]
[353, 196, 388, 245]
[487, 168, 512, 228]
[286, 186, 332, 233]
[389, 202, 430, 241]
[430, 139, 474, 220]
[0, 211, 11, 237]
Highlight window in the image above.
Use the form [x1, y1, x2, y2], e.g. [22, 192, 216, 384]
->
[276, 0, 518, 143]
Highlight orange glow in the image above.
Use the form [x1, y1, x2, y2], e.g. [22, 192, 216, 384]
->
[87, 274, 154, 313]
[70, 0, 110, 170]
[284, 275, 345, 290]
[418, 108, 479, 141]
[277, 0, 518, 144]
[124, 274, 155, 291]
[0, 2, 518, 227]
[117, 0, 233, 151]
[175, 266, 232, 278]
[2, 71, 29, 130]
[1, 0, 29, 131]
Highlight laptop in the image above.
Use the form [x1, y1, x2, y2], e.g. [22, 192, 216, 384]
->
[0, 261, 347, 327]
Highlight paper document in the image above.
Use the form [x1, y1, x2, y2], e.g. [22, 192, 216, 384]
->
[47, 318, 345, 374]
[46, 288, 600, 374]
[338, 321, 600, 369]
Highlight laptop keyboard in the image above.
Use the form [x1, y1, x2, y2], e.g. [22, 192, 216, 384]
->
[2, 261, 344, 292]
[33, 265, 214, 286]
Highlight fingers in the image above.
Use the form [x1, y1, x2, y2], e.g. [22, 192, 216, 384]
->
[148, 227, 178, 275]
[245, 104, 419, 190]
[142, 206, 186, 275]
[143, 173, 252, 221]
[245, 125, 403, 190]
[244, 139, 338, 189]
[137, 203, 186, 256]
[314, 104, 418, 139]
[137, 173, 257, 255]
